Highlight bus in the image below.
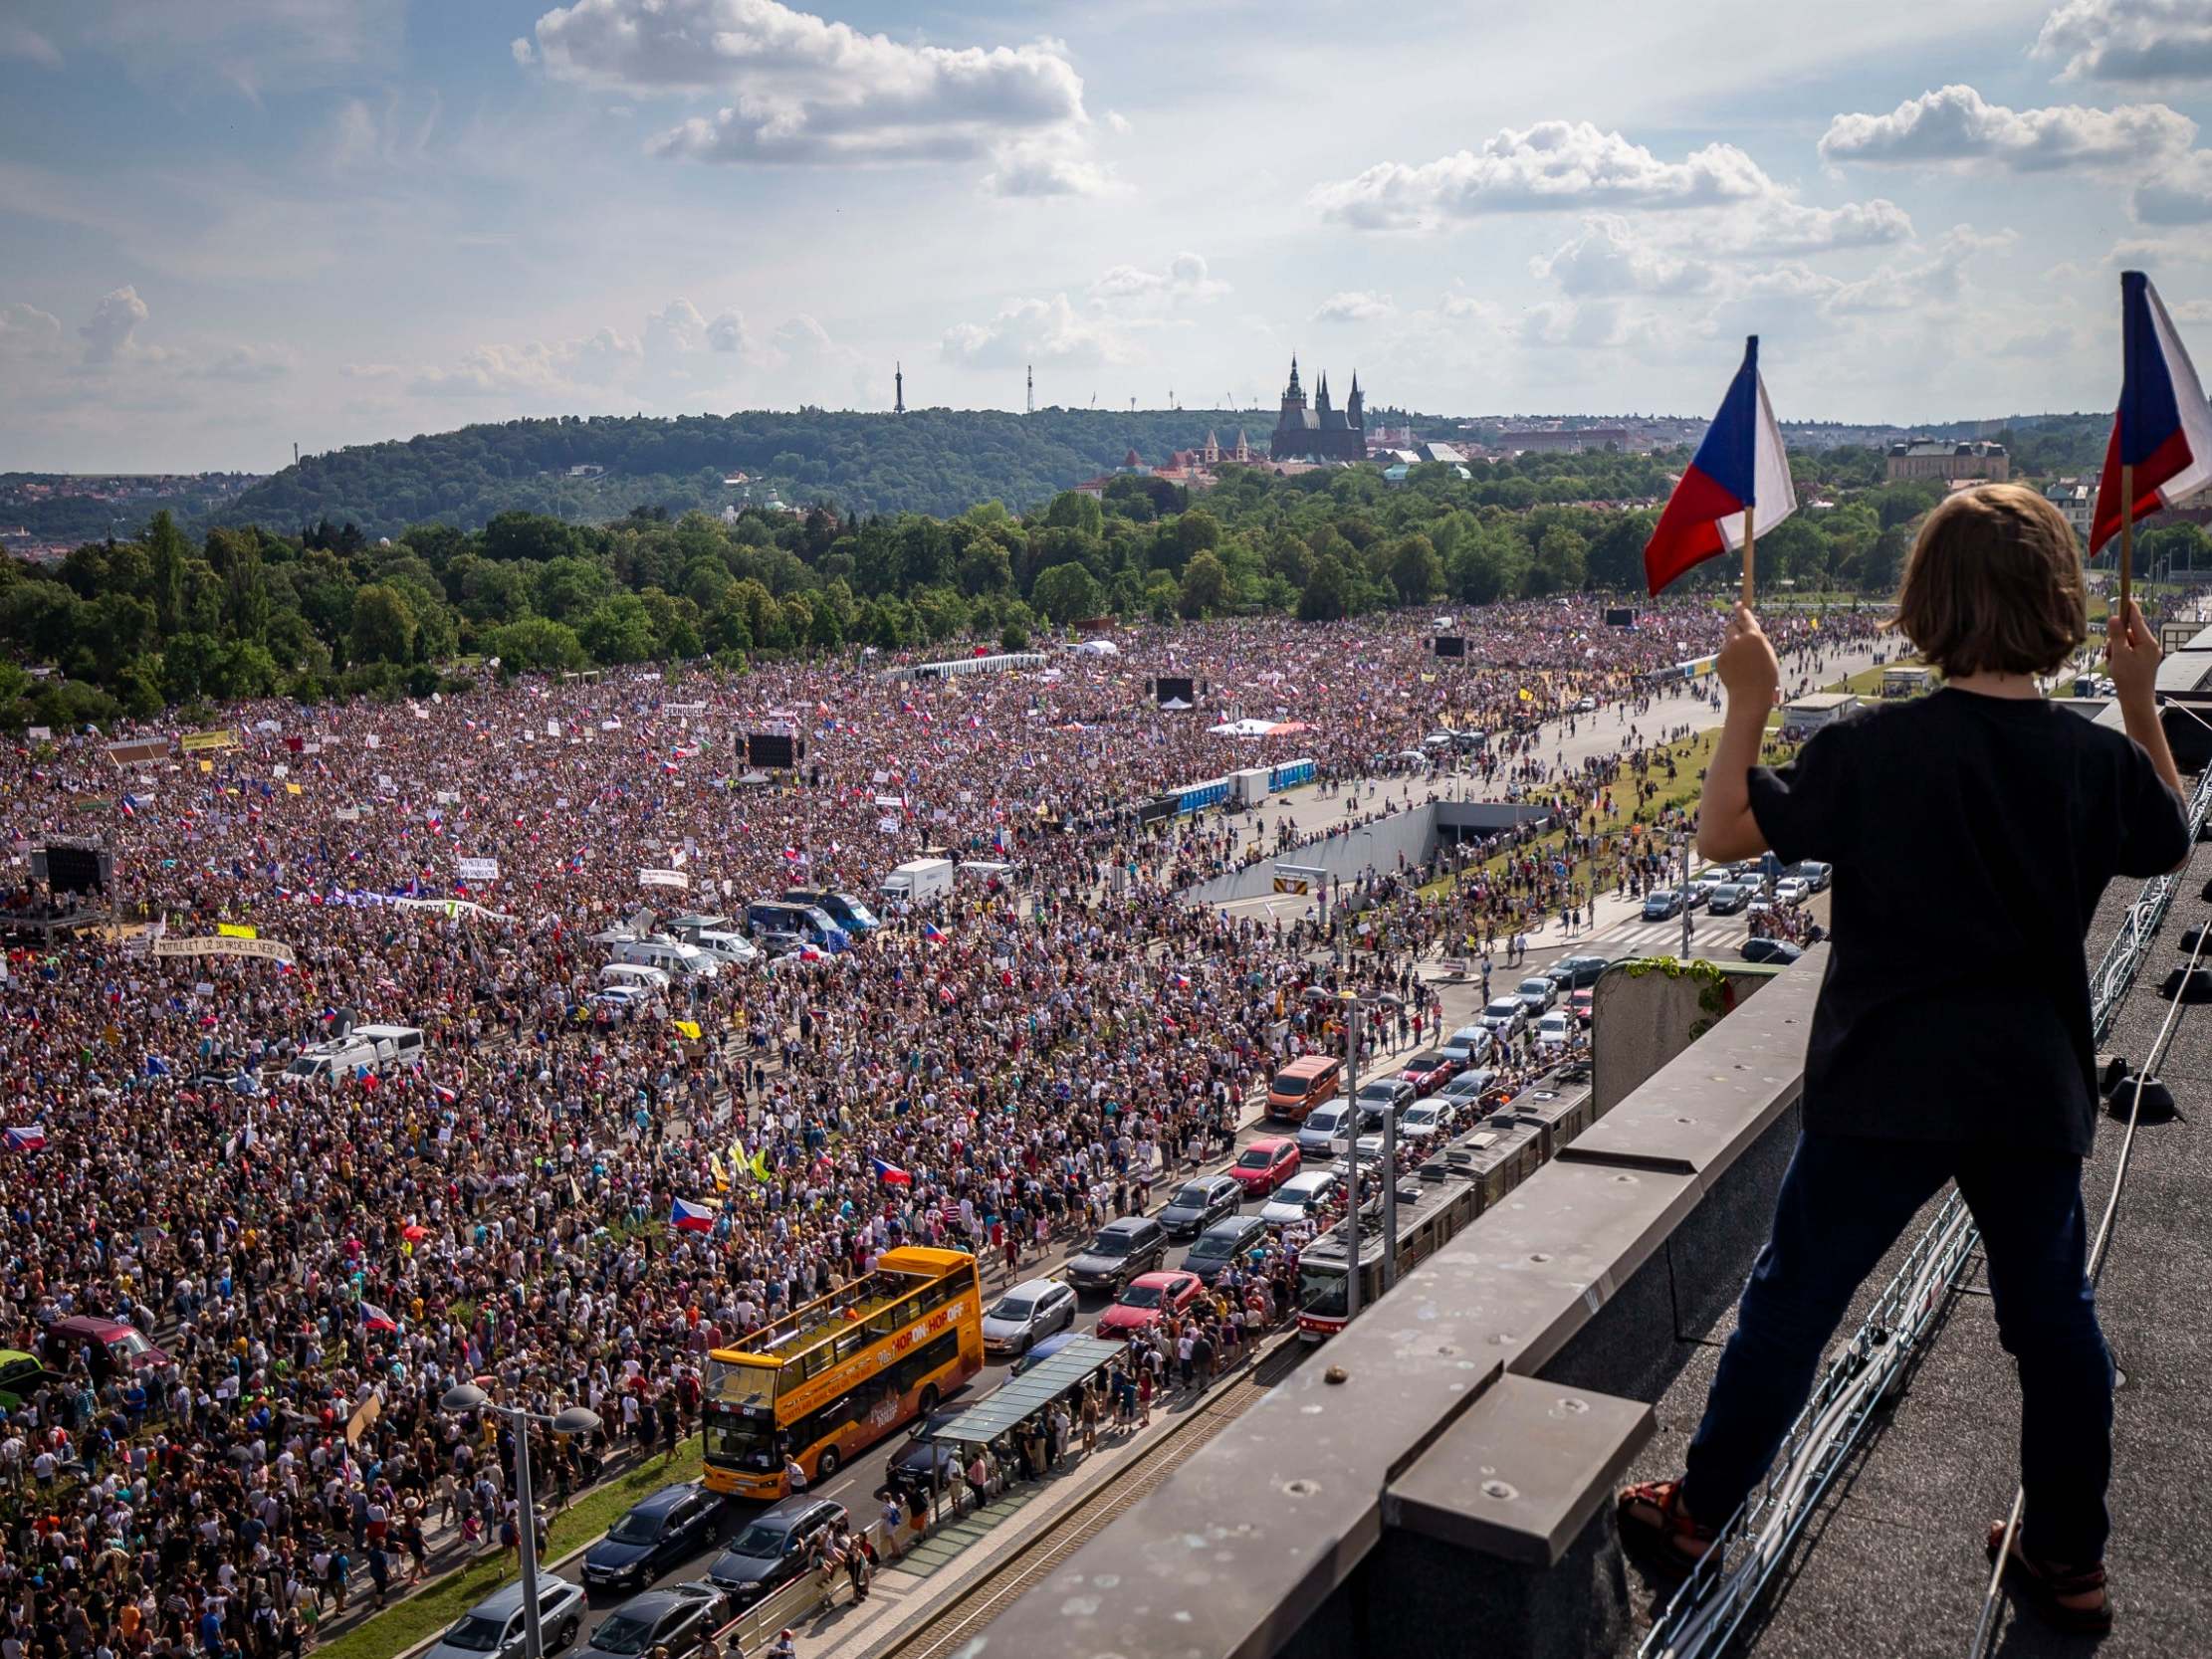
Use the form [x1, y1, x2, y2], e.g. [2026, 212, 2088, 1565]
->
[701, 1246, 983, 1499]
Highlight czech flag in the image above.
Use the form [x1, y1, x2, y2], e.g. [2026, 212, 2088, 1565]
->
[921, 923, 946, 942]
[359, 1302, 399, 1334]
[2092, 272, 2212, 554]
[4, 1127, 45, 1152]
[871, 1157, 913, 1186]
[669, 1196, 718, 1233]
[1644, 335, 1797, 594]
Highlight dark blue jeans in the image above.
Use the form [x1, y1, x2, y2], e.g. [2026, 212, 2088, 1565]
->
[1681, 1132, 2112, 1564]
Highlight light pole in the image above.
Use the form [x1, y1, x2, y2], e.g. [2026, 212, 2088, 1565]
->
[1308, 986, 1407, 1318]
[442, 1383, 603, 1659]
[1675, 829, 1693, 960]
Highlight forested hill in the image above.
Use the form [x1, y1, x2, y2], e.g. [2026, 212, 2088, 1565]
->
[216, 407, 1266, 538]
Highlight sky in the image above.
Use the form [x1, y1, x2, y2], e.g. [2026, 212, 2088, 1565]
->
[5, 0, 2212, 473]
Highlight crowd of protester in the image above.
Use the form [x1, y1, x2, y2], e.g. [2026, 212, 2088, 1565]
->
[0, 594, 1888, 1659]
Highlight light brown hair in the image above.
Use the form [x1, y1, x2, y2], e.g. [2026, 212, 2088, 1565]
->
[1892, 483, 2088, 677]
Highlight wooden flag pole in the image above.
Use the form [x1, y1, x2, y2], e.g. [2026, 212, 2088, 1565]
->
[2118, 462, 2134, 622]
[1741, 505, 1756, 607]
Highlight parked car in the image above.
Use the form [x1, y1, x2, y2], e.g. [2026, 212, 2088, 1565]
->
[1356, 1078, 1416, 1116]
[1642, 889, 1685, 922]
[1742, 937, 1804, 965]
[1182, 1215, 1271, 1286]
[1397, 1052, 1458, 1096]
[1157, 1174, 1242, 1242]
[577, 1584, 731, 1659]
[1568, 988, 1595, 1025]
[1259, 1169, 1341, 1225]
[705, 1497, 848, 1606]
[1787, 860, 1834, 892]
[1705, 882, 1752, 916]
[1227, 1136, 1301, 1196]
[1535, 1011, 1575, 1049]
[884, 1407, 967, 1498]
[582, 1484, 725, 1592]
[1397, 1100, 1452, 1144]
[424, 1580, 586, 1659]
[45, 1317, 168, 1377]
[1514, 976, 1558, 1015]
[1064, 1216, 1168, 1294]
[1329, 1106, 1388, 1159]
[1096, 1271, 1205, 1338]
[1773, 877, 1812, 905]
[981, 1278, 1078, 1356]
[1436, 1068, 1497, 1109]
[1478, 998, 1527, 1038]
[1439, 1024, 1494, 1066]
[1295, 1103, 1352, 1159]
[1544, 954, 1612, 990]
[1265, 1054, 1342, 1124]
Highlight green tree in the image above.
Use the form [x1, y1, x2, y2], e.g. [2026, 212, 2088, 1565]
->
[1178, 549, 1230, 618]
[1031, 561, 1104, 625]
[1298, 555, 1350, 622]
[1528, 526, 1588, 595]
[1042, 491, 1105, 537]
[144, 512, 189, 635]
[349, 583, 420, 665]
[487, 616, 590, 674]
[1386, 534, 1444, 605]
[577, 594, 657, 663]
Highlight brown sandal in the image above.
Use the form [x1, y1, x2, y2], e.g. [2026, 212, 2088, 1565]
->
[1618, 1479, 1717, 1569]
[1985, 1522, 2113, 1635]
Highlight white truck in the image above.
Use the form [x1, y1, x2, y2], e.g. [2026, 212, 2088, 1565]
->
[880, 858, 955, 907]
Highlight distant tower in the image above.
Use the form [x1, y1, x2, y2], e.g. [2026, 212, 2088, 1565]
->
[894, 361, 905, 414]
[292, 442, 299, 466]
[1026, 363, 1034, 416]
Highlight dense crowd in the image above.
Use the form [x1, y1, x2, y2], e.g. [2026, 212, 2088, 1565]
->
[0, 595, 1886, 1659]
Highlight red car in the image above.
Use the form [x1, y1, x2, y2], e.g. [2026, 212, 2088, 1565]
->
[1096, 1270, 1205, 1338]
[1397, 1051, 1459, 1096]
[1569, 988, 1595, 1025]
[1228, 1135, 1301, 1195]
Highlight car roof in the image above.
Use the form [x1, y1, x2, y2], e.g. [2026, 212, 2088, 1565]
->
[1277, 1054, 1336, 1075]
[604, 1588, 701, 1621]
[1244, 1135, 1292, 1151]
[1279, 1169, 1335, 1189]
[1129, 1270, 1193, 1290]
[628, 1482, 699, 1516]
[1196, 1214, 1264, 1241]
[470, 1578, 574, 1618]
[1003, 1278, 1061, 1299]
[753, 1494, 835, 1524]
[1098, 1215, 1154, 1236]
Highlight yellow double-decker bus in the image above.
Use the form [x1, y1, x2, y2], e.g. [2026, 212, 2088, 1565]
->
[701, 1245, 982, 1499]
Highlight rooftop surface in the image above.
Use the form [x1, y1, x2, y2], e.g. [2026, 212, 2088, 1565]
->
[1619, 781, 2212, 1657]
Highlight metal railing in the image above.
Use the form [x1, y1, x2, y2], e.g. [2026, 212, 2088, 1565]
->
[1640, 762, 2212, 1659]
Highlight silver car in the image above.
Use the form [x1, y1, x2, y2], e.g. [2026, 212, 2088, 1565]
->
[422, 1580, 585, 1659]
[981, 1278, 1077, 1356]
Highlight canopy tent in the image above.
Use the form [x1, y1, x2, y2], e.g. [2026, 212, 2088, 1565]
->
[1208, 718, 1312, 738]
[1159, 698, 1194, 712]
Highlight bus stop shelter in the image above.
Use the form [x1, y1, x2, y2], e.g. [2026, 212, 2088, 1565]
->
[924, 1338, 1124, 1448]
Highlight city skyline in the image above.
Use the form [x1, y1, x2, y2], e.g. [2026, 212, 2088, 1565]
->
[4, 0, 2212, 472]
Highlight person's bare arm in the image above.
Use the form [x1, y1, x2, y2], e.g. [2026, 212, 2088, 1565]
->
[1696, 605, 1780, 863]
[2107, 597, 2185, 802]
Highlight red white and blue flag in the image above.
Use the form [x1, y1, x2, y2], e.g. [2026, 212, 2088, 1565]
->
[3, 1127, 45, 1153]
[870, 1157, 913, 1186]
[669, 1196, 718, 1233]
[1644, 335, 1797, 594]
[2092, 272, 2212, 554]
[359, 1302, 399, 1333]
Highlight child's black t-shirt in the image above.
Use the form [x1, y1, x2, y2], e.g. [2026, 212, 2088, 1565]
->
[1747, 687, 2188, 1155]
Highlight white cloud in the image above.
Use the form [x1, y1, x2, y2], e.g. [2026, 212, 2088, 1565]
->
[1313, 291, 1396, 322]
[1310, 120, 1774, 229]
[510, 36, 535, 65]
[1518, 299, 1659, 351]
[1086, 251, 1228, 307]
[941, 294, 1131, 370]
[531, 0, 1098, 190]
[0, 22, 61, 67]
[1531, 217, 1715, 297]
[1819, 84, 2195, 170]
[1738, 196, 1915, 254]
[79, 286, 147, 366]
[195, 342, 299, 381]
[410, 328, 641, 398]
[2036, 0, 2212, 84]
[2135, 149, 2212, 221]
[0, 302, 63, 357]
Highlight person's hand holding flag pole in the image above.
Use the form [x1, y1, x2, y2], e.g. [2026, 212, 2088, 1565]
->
[1644, 335, 1796, 603]
[2092, 272, 2212, 617]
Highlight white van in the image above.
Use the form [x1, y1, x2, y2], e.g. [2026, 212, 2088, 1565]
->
[690, 929, 759, 965]
[611, 938, 720, 980]
[283, 1022, 423, 1082]
[352, 1024, 427, 1066]
[597, 962, 670, 994]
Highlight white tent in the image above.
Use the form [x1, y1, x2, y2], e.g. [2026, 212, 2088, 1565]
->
[1209, 718, 1277, 737]
[1159, 697, 1194, 712]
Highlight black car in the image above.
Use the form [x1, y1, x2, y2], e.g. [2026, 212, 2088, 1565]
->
[581, 1483, 723, 1592]
[1742, 937, 1804, 965]
[1158, 1174, 1241, 1243]
[1181, 1214, 1269, 1287]
[1065, 1215, 1167, 1294]
[577, 1584, 730, 1659]
[1642, 890, 1685, 922]
[1544, 954, 1611, 990]
[882, 1407, 967, 1500]
[1705, 883, 1751, 916]
[706, 1497, 848, 1606]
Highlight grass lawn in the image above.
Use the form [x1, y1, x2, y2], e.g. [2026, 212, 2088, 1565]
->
[317, 1442, 706, 1659]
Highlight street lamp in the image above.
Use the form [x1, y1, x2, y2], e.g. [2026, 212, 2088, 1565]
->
[442, 1383, 603, 1659]
[1305, 985, 1407, 1328]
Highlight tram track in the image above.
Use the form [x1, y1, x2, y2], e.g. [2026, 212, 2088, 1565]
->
[874, 1339, 1305, 1659]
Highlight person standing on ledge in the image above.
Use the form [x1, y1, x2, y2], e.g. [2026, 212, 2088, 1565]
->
[1618, 484, 2188, 1636]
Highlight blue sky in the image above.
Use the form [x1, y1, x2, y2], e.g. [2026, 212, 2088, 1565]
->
[4, 0, 2212, 471]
